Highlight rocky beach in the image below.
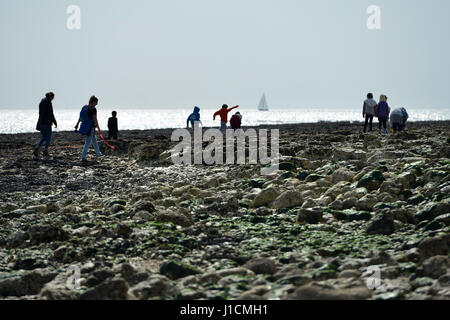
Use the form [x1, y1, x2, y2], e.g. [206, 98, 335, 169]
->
[0, 121, 449, 300]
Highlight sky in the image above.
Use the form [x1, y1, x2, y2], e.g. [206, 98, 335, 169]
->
[0, 0, 449, 110]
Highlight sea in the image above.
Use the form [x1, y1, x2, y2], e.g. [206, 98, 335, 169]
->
[1, 107, 449, 134]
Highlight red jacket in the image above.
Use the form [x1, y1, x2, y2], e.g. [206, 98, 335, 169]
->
[213, 106, 238, 123]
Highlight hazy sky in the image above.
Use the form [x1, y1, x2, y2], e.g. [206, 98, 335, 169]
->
[0, 0, 449, 110]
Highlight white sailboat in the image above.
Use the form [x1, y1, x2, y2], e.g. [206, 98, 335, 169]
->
[258, 93, 269, 111]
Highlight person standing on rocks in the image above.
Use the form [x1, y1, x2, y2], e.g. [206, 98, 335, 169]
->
[186, 106, 202, 128]
[362, 93, 377, 133]
[108, 111, 119, 140]
[230, 112, 242, 130]
[375, 95, 390, 134]
[33, 92, 57, 158]
[75, 95, 104, 163]
[213, 104, 239, 131]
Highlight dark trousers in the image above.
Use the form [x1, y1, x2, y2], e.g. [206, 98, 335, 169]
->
[108, 131, 118, 139]
[364, 115, 373, 132]
[36, 125, 52, 150]
[392, 122, 400, 132]
[378, 117, 388, 130]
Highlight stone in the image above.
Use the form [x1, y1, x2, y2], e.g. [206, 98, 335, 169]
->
[355, 194, 378, 211]
[0, 269, 57, 297]
[288, 282, 372, 300]
[28, 224, 70, 244]
[356, 170, 385, 191]
[79, 279, 130, 300]
[7, 231, 29, 248]
[329, 199, 343, 210]
[251, 187, 280, 207]
[421, 256, 448, 279]
[434, 213, 450, 226]
[366, 211, 395, 235]
[39, 273, 76, 300]
[271, 191, 303, 209]
[342, 197, 357, 209]
[331, 168, 355, 183]
[279, 162, 297, 171]
[415, 202, 450, 222]
[296, 207, 323, 224]
[397, 172, 416, 189]
[338, 270, 361, 278]
[237, 286, 270, 300]
[130, 200, 156, 217]
[26, 204, 48, 214]
[244, 258, 278, 275]
[155, 210, 192, 227]
[418, 234, 450, 260]
[129, 275, 171, 299]
[407, 194, 425, 205]
[132, 210, 155, 222]
[159, 260, 202, 280]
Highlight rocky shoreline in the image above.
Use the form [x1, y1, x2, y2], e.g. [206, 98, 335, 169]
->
[0, 120, 449, 300]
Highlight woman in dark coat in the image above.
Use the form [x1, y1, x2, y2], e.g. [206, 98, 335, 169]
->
[34, 92, 57, 157]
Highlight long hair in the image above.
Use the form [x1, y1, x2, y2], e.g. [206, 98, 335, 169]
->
[379, 95, 387, 102]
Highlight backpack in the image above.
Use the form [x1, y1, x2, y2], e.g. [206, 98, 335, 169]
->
[78, 105, 94, 136]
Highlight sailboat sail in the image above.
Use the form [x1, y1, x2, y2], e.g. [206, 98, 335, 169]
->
[258, 93, 269, 111]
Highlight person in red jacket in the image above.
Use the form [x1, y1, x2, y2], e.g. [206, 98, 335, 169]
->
[213, 104, 239, 131]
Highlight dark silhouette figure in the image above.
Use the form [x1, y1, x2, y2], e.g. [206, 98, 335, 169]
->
[230, 112, 242, 129]
[34, 92, 57, 158]
[108, 111, 118, 139]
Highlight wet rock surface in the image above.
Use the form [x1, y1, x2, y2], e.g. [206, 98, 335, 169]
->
[0, 121, 449, 300]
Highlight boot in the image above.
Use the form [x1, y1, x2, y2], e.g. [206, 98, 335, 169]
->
[33, 148, 39, 158]
[43, 150, 50, 157]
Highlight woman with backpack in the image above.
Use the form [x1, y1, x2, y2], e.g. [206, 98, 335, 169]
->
[74, 95, 104, 163]
[376, 95, 390, 134]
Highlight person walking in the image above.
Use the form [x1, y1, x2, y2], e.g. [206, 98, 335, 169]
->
[75, 95, 104, 163]
[376, 95, 390, 134]
[362, 93, 377, 133]
[213, 104, 239, 131]
[33, 92, 57, 158]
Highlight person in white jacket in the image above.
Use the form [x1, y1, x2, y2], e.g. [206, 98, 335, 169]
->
[362, 93, 377, 133]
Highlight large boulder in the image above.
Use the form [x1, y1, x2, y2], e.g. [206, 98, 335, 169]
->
[251, 187, 280, 207]
[79, 279, 130, 300]
[271, 191, 303, 209]
[28, 225, 70, 244]
[243, 258, 278, 275]
[296, 207, 323, 224]
[0, 269, 57, 297]
[331, 168, 355, 183]
[159, 260, 202, 280]
[355, 194, 379, 211]
[415, 201, 450, 222]
[128, 275, 171, 299]
[366, 211, 395, 235]
[418, 234, 450, 260]
[357, 170, 385, 191]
